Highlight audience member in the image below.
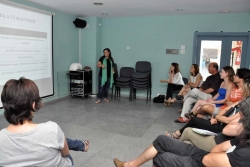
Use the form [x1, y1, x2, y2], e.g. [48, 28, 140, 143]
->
[166, 64, 203, 105]
[186, 68, 248, 120]
[175, 62, 223, 123]
[0, 78, 89, 166]
[185, 66, 235, 119]
[113, 96, 250, 167]
[95, 48, 114, 104]
[166, 70, 250, 139]
[160, 62, 184, 106]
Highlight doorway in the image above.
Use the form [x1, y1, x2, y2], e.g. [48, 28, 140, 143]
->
[193, 32, 250, 80]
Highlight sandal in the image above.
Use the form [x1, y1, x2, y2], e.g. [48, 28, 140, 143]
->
[184, 112, 197, 119]
[164, 98, 173, 106]
[166, 131, 181, 139]
[178, 109, 182, 113]
[83, 140, 90, 152]
[176, 95, 184, 100]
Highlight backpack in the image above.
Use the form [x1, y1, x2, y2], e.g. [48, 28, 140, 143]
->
[153, 95, 165, 103]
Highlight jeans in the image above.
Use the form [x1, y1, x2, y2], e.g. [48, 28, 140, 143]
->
[65, 138, 85, 165]
[98, 75, 111, 99]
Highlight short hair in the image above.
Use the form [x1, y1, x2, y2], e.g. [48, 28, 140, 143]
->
[210, 62, 219, 71]
[171, 62, 180, 74]
[191, 64, 199, 76]
[236, 68, 250, 79]
[222, 66, 235, 82]
[242, 73, 250, 98]
[1, 78, 42, 125]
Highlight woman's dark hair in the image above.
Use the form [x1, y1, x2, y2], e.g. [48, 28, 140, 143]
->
[1, 77, 42, 125]
[103, 48, 114, 63]
[190, 64, 199, 76]
[222, 66, 235, 82]
[236, 68, 250, 79]
[171, 62, 180, 74]
[237, 96, 250, 146]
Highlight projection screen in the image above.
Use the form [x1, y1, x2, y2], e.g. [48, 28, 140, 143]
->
[0, 1, 54, 108]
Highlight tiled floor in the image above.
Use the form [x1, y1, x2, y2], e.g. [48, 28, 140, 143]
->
[0, 96, 184, 167]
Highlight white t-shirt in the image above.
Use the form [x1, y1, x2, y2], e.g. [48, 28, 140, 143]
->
[0, 121, 72, 167]
[170, 72, 184, 85]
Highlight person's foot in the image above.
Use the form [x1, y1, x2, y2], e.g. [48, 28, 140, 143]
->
[174, 117, 190, 123]
[165, 131, 181, 139]
[95, 99, 101, 104]
[82, 140, 90, 152]
[103, 98, 109, 102]
[114, 158, 125, 167]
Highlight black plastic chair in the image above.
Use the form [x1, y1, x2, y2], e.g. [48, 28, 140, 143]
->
[131, 61, 152, 103]
[114, 67, 135, 99]
[111, 63, 118, 99]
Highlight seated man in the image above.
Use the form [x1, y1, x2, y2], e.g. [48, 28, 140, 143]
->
[0, 78, 90, 166]
[175, 62, 223, 123]
[113, 98, 250, 167]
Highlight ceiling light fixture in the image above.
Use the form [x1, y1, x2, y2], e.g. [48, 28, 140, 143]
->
[102, 13, 108, 15]
[175, 9, 184, 12]
[93, 2, 103, 6]
[220, 10, 230, 13]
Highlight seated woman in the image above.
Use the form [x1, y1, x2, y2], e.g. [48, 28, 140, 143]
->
[185, 66, 235, 119]
[160, 62, 184, 106]
[167, 64, 203, 105]
[0, 78, 89, 166]
[113, 99, 250, 167]
[165, 70, 250, 139]
[186, 67, 243, 120]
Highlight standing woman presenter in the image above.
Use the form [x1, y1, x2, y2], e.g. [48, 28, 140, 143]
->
[95, 48, 114, 104]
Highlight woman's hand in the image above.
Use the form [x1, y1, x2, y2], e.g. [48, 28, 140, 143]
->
[184, 84, 190, 89]
[207, 99, 214, 103]
[101, 64, 105, 68]
[210, 118, 218, 125]
[160, 80, 166, 83]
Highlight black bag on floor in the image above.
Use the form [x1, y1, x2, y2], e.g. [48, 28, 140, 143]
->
[153, 95, 165, 103]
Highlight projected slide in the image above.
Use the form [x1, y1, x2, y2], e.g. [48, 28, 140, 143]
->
[0, 2, 53, 108]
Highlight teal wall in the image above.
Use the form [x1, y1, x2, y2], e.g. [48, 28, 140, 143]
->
[10, 0, 79, 102]
[99, 13, 250, 97]
[81, 17, 102, 93]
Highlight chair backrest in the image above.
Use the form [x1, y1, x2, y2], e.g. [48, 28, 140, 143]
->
[183, 77, 188, 85]
[120, 67, 135, 78]
[135, 61, 151, 73]
[113, 63, 118, 78]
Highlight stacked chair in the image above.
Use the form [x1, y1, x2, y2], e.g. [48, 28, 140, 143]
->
[131, 61, 152, 103]
[111, 63, 118, 99]
[114, 67, 135, 99]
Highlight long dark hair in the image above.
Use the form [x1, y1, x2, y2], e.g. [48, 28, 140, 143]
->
[103, 48, 114, 63]
[190, 64, 199, 76]
[171, 62, 180, 74]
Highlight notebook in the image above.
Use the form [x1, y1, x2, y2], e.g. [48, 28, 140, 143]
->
[192, 128, 218, 136]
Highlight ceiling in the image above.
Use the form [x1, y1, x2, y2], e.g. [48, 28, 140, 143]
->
[28, 0, 250, 18]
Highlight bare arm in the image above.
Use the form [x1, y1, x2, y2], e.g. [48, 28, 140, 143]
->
[213, 83, 235, 105]
[215, 112, 240, 124]
[222, 117, 241, 136]
[190, 75, 202, 88]
[60, 138, 70, 157]
[202, 140, 232, 167]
